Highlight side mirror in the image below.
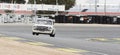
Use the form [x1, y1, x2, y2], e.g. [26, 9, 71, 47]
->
[53, 19, 55, 23]
[52, 20, 55, 25]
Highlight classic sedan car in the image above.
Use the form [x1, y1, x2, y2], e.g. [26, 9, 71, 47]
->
[32, 17, 55, 37]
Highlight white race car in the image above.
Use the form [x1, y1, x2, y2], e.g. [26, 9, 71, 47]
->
[32, 17, 55, 37]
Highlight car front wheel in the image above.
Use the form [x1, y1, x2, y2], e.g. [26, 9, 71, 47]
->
[50, 34, 55, 37]
[50, 30, 55, 37]
[33, 32, 39, 36]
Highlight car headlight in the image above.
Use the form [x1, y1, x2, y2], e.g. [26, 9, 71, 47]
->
[48, 27, 52, 30]
[33, 26, 37, 29]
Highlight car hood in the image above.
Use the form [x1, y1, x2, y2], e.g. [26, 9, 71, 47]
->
[33, 24, 53, 27]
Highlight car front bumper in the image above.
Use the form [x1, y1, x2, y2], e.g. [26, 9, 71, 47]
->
[32, 30, 52, 34]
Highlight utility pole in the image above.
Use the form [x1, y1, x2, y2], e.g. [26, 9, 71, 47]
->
[79, 4, 81, 15]
[104, 0, 106, 15]
[40, 0, 43, 14]
[34, 0, 37, 23]
[117, 3, 120, 12]
[11, 0, 14, 3]
[34, 0, 36, 14]
[95, 0, 97, 14]
[56, 0, 58, 15]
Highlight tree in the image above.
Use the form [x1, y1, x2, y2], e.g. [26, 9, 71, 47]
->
[0, 0, 75, 10]
[15, 0, 26, 4]
[0, 0, 25, 4]
[0, 0, 75, 14]
[0, 0, 11, 3]
[28, 0, 75, 10]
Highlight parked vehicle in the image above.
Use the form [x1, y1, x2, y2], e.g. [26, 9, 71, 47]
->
[32, 17, 55, 37]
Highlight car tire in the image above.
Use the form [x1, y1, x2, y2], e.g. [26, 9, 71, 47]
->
[36, 33, 39, 36]
[50, 30, 55, 37]
[50, 34, 55, 37]
[32, 32, 36, 35]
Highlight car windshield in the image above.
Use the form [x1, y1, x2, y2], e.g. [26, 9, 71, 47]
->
[36, 20, 52, 25]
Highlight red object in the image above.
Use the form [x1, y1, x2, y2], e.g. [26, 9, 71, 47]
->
[0, 10, 5, 14]
[14, 10, 33, 15]
[68, 12, 120, 16]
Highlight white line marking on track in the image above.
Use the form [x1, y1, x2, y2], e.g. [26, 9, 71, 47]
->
[91, 51, 108, 55]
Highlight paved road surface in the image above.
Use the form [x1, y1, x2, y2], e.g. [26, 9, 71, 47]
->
[0, 24, 120, 55]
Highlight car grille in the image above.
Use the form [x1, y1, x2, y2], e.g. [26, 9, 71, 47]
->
[34, 26, 50, 31]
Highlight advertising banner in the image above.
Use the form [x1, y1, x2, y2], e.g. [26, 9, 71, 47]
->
[0, 3, 65, 11]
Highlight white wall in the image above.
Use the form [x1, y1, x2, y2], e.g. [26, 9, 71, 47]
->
[0, 3, 65, 11]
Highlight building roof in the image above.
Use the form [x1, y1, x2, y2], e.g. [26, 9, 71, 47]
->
[68, 12, 120, 16]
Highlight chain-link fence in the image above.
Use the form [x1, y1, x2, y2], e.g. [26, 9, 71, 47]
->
[0, 14, 120, 24]
[0, 14, 35, 23]
[54, 15, 120, 24]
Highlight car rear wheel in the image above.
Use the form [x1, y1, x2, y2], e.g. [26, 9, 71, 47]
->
[50, 34, 55, 37]
[36, 33, 39, 36]
[32, 32, 36, 35]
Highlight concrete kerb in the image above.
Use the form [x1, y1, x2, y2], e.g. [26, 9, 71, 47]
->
[0, 23, 33, 26]
[0, 23, 120, 27]
[55, 23, 120, 27]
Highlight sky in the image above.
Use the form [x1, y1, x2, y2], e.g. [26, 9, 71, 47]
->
[24, 0, 120, 4]
[76, 0, 120, 5]
[68, 0, 120, 12]
[24, 0, 120, 12]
